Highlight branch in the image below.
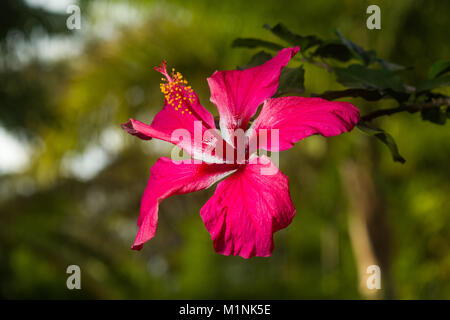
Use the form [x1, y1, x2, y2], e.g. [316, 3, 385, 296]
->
[360, 97, 450, 122]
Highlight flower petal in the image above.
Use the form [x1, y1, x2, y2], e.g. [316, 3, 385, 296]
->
[132, 157, 238, 250]
[200, 155, 295, 258]
[207, 47, 299, 145]
[248, 96, 360, 151]
[122, 103, 231, 163]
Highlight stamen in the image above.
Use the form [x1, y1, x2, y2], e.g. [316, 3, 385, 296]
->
[154, 61, 198, 116]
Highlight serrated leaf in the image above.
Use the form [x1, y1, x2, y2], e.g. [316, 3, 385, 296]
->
[237, 51, 272, 70]
[357, 122, 406, 163]
[428, 60, 450, 79]
[264, 23, 322, 51]
[276, 65, 305, 95]
[313, 41, 353, 62]
[231, 38, 283, 51]
[421, 107, 447, 125]
[416, 74, 450, 93]
[335, 64, 405, 92]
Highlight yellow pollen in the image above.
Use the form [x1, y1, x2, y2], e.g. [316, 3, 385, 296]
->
[158, 67, 196, 116]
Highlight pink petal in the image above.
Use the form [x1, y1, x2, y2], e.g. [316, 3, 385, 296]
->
[122, 104, 229, 163]
[207, 47, 299, 145]
[121, 118, 168, 141]
[132, 157, 238, 250]
[248, 96, 360, 151]
[200, 155, 295, 258]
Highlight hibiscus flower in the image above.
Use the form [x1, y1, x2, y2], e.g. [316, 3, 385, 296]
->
[122, 46, 359, 258]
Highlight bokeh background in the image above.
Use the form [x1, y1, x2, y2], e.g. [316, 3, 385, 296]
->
[0, 0, 449, 299]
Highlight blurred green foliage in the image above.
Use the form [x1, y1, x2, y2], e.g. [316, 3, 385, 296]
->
[0, 0, 449, 299]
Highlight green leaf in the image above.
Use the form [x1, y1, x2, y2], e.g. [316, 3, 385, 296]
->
[237, 51, 272, 70]
[231, 38, 283, 51]
[335, 30, 405, 71]
[428, 60, 450, 79]
[313, 89, 384, 101]
[416, 74, 450, 93]
[315, 88, 408, 102]
[335, 30, 373, 65]
[375, 59, 406, 72]
[421, 107, 447, 125]
[357, 122, 406, 163]
[276, 65, 305, 95]
[313, 41, 353, 62]
[264, 23, 322, 51]
[335, 64, 405, 92]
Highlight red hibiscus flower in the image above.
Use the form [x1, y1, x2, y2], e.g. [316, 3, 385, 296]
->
[122, 47, 359, 258]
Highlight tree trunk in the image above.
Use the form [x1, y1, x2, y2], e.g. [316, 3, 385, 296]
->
[340, 153, 394, 299]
